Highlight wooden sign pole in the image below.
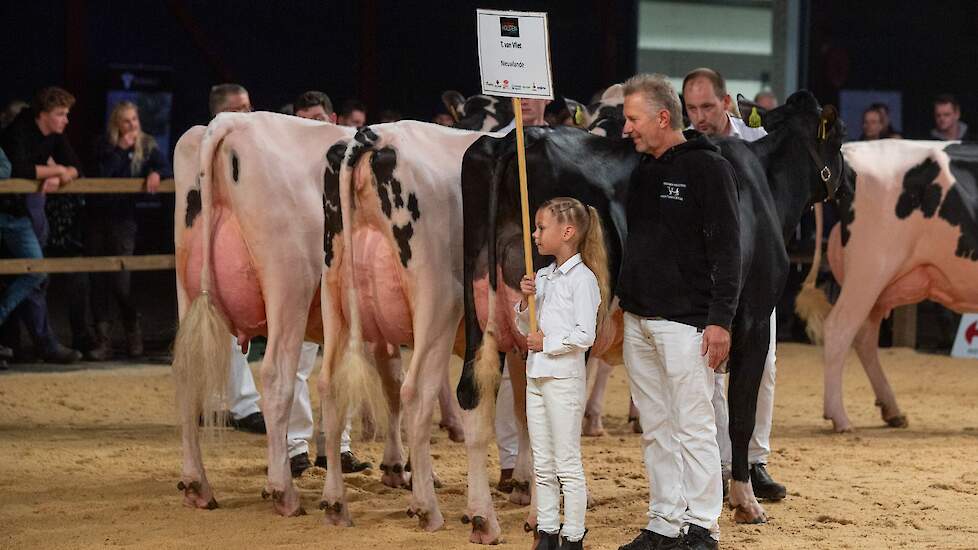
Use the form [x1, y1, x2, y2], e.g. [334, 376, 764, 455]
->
[512, 96, 537, 332]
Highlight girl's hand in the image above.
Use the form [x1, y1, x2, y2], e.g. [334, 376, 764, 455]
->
[519, 274, 536, 296]
[526, 330, 545, 352]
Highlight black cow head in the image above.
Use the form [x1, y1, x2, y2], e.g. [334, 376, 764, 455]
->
[738, 91, 847, 204]
[442, 90, 515, 132]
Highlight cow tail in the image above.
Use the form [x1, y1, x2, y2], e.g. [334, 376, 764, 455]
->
[473, 158, 506, 424]
[795, 201, 832, 344]
[332, 144, 388, 436]
[173, 116, 234, 436]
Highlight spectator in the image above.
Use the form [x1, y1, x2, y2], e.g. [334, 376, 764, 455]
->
[431, 111, 454, 126]
[209, 83, 252, 117]
[85, 101, 170, 360]
[931, 94, 968, 140]
[337, 99, 366, 127]
[1, 100, 29, 130]
[293, 91, 335, 123]
[0, 86, 83, 363]
[377, 109, 401, 123]
[278, 103, 294, 116]
[753, 90, 778, 111]
[859, 106, 886, 141]
[869, 102, 901, 138]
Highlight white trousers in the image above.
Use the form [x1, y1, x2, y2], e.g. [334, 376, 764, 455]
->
[226, 338, 352, 457]
[526, 374, 588, 542]
[714, 310, 777, 472]
[495, 361, 519, 470]
[227, 336, 261, 419]
[623, 314, 721, 540]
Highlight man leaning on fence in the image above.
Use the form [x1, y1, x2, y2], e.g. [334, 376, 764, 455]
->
[0, 86, 83, 363]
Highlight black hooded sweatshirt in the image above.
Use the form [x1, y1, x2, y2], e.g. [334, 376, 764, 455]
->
[616, 132, 742, 330]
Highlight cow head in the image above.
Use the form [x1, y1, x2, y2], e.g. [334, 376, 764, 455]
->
[738, 90, 847, 204]
[580, 83, 626, 138]
[442, 90, 515, 132]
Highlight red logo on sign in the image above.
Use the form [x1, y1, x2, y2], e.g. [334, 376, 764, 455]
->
[966, 321, 978, 345]
[503, 80, 509, 88]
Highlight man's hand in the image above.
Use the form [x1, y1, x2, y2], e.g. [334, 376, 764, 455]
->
[701, 325, 731, 372]
[57, 165, 78, 185]
[146, 171, 161, 194]
[526, 330, 545, 352]
[41, 177, 60, 194]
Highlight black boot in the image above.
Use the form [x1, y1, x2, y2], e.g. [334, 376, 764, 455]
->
[682, 525, 717, 550]
[618, 529, 682, 550]
[535, 530, 560, 550]
[290, 452, 312, 478]
[560, 529, 587, 549]
[750, 463, 786, 501]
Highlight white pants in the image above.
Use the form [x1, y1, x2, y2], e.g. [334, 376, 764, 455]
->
[525, 374, 587, 542]
[495, 361, 519, 470]
[227, 337, 261, 420]
[623, 314, 720, 540]
[714, 310, 777, 472]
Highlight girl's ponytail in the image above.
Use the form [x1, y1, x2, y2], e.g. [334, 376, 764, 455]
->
[581, 205, 610, 327]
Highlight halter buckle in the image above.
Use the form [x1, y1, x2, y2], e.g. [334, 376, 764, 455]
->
[820, 166, 831, 182]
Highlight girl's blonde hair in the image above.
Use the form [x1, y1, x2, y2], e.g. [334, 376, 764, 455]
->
[108, 101, 157, 174]
[538, 197, 610, 325]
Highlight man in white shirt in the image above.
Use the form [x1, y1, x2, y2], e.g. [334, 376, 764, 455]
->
[682, 67, 785, 502]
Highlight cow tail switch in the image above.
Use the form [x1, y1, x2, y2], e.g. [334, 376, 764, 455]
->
[333, 143, 389, 437]
[172, 115, 235, 440]
[794, 202, 832, 344]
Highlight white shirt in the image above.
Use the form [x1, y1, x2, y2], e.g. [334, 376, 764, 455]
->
[515, 254, 601, 379]
[689, 113, 768, 142]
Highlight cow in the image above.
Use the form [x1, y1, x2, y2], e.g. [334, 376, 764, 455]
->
[442, 91, 515, 132]
[457, 90, 846, 531]
[796, 139, 978, 433]
[315, 120, 501, 536]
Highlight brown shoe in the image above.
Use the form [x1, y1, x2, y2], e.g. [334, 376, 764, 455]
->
[125, 317, 143, 358]
[86, 322, 113, 361]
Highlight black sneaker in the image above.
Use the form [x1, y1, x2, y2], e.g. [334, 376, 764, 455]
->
[41, 343, 82, 364]
[340, 451, 371, 473]
[228, 412, 267, 434]
[560, 529, 587, 549]
[618, 529, 682, 550]
[750, 463, 786, 501]
[290, 452, 312, 478]
[682, 525, 718, 550]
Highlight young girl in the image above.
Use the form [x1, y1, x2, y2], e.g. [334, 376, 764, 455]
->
[516, 197, 609, 550]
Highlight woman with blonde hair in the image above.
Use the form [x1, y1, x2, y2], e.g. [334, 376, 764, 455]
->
[88, 100, 169, 359]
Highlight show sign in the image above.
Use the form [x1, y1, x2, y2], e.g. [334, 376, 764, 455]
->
[476, 9, 554, 100]
[951, 313, 978, 359]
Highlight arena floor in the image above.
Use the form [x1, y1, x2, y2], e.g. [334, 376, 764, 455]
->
[2, 344, 977, 549]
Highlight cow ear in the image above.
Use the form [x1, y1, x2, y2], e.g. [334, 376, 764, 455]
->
[737, 94, 766, 128]
[441, 90, 465, 122]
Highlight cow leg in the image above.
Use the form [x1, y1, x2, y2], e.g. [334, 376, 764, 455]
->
[823, 274, 894, 433]
[318, 276, 353, 526]
[727, 322, 771, 524]
[437, 368, 466, 443]
[461, 405, 502, 544]
[582, 357, 613, 436]
[374, 343, 408, 488]
[853, 316, 907, 428]
[506, 351, 533, 507]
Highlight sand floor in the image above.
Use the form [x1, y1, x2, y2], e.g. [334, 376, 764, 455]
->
[1, 344, 977, 549]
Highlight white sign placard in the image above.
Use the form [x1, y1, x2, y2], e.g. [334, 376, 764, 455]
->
[476, 9, 554, 100]
[951, 313, 978, 359]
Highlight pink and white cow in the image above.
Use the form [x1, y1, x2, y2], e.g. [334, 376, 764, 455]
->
[806, 140, 978, 432]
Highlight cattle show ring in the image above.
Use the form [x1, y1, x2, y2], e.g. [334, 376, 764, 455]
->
[2, 3, 978, 549]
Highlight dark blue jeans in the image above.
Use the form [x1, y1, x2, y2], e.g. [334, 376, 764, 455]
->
[0, 213, 46, 324]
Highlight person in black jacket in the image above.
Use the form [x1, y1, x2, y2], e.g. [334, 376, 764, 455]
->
[0, 87, 83, 364]
[86, 101, 170, 359]
[615, 73, 740, 550]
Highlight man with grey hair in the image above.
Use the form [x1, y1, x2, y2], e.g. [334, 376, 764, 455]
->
[209, 83, 252, 117]
[615, 73, 739, 550]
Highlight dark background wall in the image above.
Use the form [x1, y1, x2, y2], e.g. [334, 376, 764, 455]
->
[806, 0, 978, 139]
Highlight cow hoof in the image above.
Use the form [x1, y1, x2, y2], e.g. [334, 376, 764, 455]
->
[409, 506, 444, 532]
[321, 500, 352, 526]
[523, 521, 534, 533]
[468, 514, 501, 545]
[876, 400, 909, 428]
[269, 487, 302, 517]
[439, 421, 466, 443]
[509, 482, 531, 506]
[582, 413, 605, 437]
[728, 481, 768, 524]
[380, 463, 409, 489]
[823, 413, 853, 433]
[178, 479, 217, 510]
[731, 503, 768, 524]
[628, 416, 643, 434]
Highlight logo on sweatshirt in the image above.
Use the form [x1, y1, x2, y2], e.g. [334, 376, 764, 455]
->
[661, 181, 686, 201]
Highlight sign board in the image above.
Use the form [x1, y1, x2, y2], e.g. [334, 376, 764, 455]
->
[476, 9, 554, 99]
[951, 313, 978, 359]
